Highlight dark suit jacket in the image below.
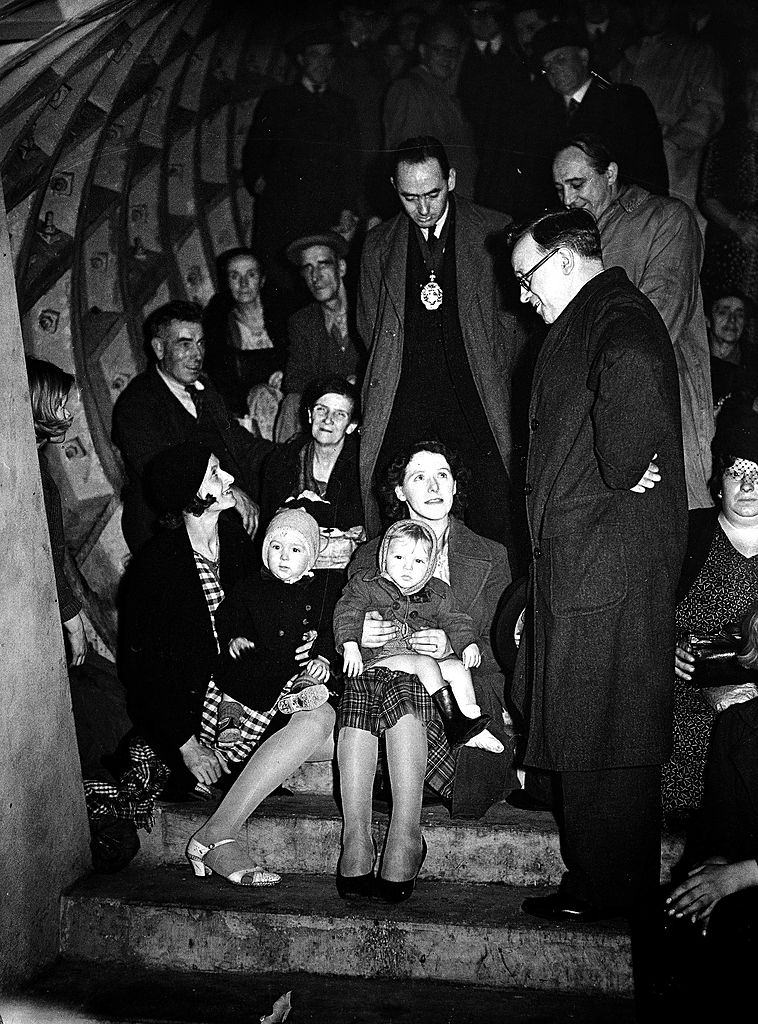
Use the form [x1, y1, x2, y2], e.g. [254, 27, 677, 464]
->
[283, 301, 365, 395]
[357, 196, 525, 536]
[120, 516, 256, 764]
[514, 268, 687, 771]
[528, 75, 669, 206]
[350, 518, 512, 817]
[111, 366, 272, 552]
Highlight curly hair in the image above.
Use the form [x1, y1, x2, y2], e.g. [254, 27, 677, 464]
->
[379, 440, 469, 523]
[26, 356, 75, 442]
[157, 492, 217, 530]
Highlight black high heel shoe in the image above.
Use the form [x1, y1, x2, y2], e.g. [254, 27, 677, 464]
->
[336, 839, 377, 899]
[378, 836, 427, 904]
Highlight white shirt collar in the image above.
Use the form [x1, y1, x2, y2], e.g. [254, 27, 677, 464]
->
[302, 75, 325, 95]
[156, 364, 204, 418]
[474, 34, 502, 55]
[566, 77, 592, 106]
[427, 201, 450, 240]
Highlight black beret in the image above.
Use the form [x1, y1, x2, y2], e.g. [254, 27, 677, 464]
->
[144, 441, 214, 515]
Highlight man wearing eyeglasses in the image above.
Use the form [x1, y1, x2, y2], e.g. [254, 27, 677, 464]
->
[510, 207, 687, 923]
[275, 231, 365, 442]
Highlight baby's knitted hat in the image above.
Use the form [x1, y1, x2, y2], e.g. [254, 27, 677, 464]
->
[378, 520, 438, 595]
[262, 507, 321, 580]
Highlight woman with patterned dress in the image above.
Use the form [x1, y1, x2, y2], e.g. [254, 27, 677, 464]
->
[665, 424, 758, 819]
[121, 441, 334, 885]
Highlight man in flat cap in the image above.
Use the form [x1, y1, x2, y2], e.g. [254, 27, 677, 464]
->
[275, 231, 365, 441]
[525, 20, 668, 210]
[241, 24, 364, 306]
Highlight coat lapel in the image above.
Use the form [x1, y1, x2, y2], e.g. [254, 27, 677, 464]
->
[447, 520, 489, 613]
[379, 216, 408, 326]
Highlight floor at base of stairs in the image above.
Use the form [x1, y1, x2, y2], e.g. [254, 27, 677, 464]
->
[10, 960, 637, 1024]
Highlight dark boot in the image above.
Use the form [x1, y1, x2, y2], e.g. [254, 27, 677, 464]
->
[432, 685, 491, 747]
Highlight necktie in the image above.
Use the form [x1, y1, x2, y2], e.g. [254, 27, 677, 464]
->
[426, 229, 437, 254]
[567, 97, 580, 120]
[330, 323, 346, 352]
[185, 384, 203, 416]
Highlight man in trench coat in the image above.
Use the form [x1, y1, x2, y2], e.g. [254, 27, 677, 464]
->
[510, 208, 687, 921]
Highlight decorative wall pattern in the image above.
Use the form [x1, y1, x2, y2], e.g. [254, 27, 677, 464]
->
[1, 0, 287, 648]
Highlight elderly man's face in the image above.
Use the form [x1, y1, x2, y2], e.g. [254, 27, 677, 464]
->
[542, 44, 590, 96]
[152, 319, 204, 385]
[420, 26, 462, 80]
[709, 296, 747, 347]
[394, 157, 456, 229]
[299, 245, 345, 304]
[512, 233, 567, 324]
[463, 3, 502, 42]
[553, 146, 617, 219]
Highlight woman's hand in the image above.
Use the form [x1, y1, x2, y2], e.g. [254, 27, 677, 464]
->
[63, 612, 88, 667]
[342, 641, 364, 678]
[179, 735, 230, 787]
[408, 628, 453, 659]
[675, 640, 696, 681]
[361, 611, 398, 648]
[229, 636, 254, 659]
[305, 656, 329, 682]
[665, 858, 758, 935]
[294, 630, 317, 665]
[230, 485, 259, 538]
[461, 642, 481, 669]
[630, 455, 659, 493]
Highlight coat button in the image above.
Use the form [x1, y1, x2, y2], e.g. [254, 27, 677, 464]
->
[278, 629, 285, 636]
[392, 601, 400, 609]
[410, 610, 418, 618]
[302, 618, 309, 625]
[305, 604, 312, 611]
[523, 483, 532, 495]
[530, 417, 540, 430]
[533, 545, 542, 559]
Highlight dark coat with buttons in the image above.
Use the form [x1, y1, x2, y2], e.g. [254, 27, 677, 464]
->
[214, 568, 344, 712]
[333, 570, 478, 665]
[512, 268, 688, 771]
[119, 516, 256, 766]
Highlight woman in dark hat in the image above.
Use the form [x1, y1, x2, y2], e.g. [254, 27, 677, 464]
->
[120, 442, 335, 885]
[664, 405, 758, 823]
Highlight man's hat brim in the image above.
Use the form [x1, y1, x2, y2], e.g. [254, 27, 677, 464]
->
[285, 231, 349, 264]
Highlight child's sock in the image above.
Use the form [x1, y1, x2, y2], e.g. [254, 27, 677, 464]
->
[459, 703, 505, 753]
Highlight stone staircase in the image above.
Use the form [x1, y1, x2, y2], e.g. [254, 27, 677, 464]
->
[54, 763, 686, 1016]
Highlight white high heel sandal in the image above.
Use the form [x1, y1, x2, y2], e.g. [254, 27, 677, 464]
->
[186, 836, 281, 886]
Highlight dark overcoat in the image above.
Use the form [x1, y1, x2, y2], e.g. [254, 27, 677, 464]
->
[512, 268, 688, 771]
[357, 197, 525, 536]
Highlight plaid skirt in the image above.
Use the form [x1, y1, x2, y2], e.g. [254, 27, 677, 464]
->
[338, 666, 455, 799]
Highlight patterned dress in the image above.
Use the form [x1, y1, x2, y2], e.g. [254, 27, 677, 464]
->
[662, 525, 758, 813]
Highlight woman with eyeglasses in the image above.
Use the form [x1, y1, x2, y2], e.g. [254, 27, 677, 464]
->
[260, 376, 365, 569]
[664, 410, 758, 826]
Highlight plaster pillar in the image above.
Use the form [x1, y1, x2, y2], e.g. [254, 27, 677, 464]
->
[0, 181, 90, 989]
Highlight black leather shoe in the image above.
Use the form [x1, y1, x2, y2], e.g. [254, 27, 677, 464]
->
[336, 839, 377, 899]
[506, 789, 552, 812]
[378, 837, 427, 903]
[521, 893, 624, 923]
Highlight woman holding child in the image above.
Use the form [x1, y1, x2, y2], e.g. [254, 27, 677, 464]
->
[122, 441, 336, 886]
[335, 441, 512, 902]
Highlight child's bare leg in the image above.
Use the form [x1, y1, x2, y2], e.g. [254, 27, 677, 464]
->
[373, 653, 444, 695]
[439, 660, 504, 753]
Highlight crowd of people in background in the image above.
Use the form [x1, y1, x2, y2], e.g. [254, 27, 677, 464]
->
[29, 0, 758, 1013]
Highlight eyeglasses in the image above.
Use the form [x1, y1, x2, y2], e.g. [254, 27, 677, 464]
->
[312, 404, 350, 423]
[515, 248, 560, 292]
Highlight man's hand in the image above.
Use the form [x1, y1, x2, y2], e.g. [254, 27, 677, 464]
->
[179, 735, 230, 787]
[361, 610, 398, 648]
[675, 640, 696, 681]
[630, 454, 660, 493]
[230, 485, 259, 538]
[342, 641, 364, 678]
[408, 628, 453, 659]
[462, 642, 481, 669]
[64, 612, 88, 667]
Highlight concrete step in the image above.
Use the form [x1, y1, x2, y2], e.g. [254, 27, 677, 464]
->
[15, 959, 637, 1022]
[141, 791, 685, 888]
[59, 865, 635, 996]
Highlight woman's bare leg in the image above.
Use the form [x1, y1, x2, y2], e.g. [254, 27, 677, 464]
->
[194, 703, 335, 875]
[381, 713, 428, 881]
[337, 725, 379, 876]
